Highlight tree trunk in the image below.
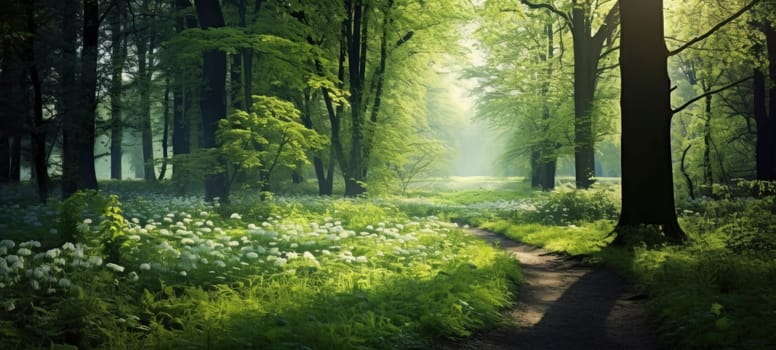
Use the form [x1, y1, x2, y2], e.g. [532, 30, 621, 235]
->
[60, 0, 79, 198]
[766, 21, 776, 180]
[571, 6, 598, 189]
[0, 135, 8, 182]
[78, 0, 99, 190]
[109, 1, 125, 180]
[172, 0, 195, 183]
[137, 1, 156, 182]
[344, 0, 368, 197]
[9, 136, 20, 182]
[615, 0, 685, 242]
[195, 0, 229, 202]
[25, 0, 49, 203]
[702, 93, 713, 187]
[159, 78, 171, 180]
[754, 66, 775, 180]
[530, 149, 541, 188]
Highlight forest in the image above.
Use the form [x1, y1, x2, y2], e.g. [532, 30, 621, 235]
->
[0, 0, 775, 349]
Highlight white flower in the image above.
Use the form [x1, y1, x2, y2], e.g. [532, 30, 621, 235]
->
[230, 213, 242, 220]
[45, 249, 60, 259]
[3, 300, 15, 311]
[286, 252, 299, 260]
[355, 256, 368, 263]
[17, 248, 31, 256]
[31, 280, 40, 290]
[245, 252, 259, 259]
[128, 272, 139, 282]
[139, 263, 151, 271]
[2, 240, 17, 249]
[19, 240, 41, 248]
[131, 218, 140, 224]
[87, 256, 103, 266]
[58, 278, 72, 288]
[179, 271, 187, 277]
[303, 251, 316, 260]
[248, 224, 257, 230]
[128, 235, 141, 241]
[214, 260, 226, 268]
[47, 288, 56, 294]
[106, 263, 125, 273]
[290, 243, 298, 249]
[83, 218, 93, 225]
[274, 258, 287, 266]
[181, 238, 195, 245]
[5, 255, 19, 264]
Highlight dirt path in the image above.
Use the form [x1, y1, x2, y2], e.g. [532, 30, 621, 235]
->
[442, 228, 658, 350]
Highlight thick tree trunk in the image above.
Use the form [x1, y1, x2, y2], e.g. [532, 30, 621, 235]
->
[530, 149, 541, 188]
[615, 0, 685, 243]
[172, 0, 195, 183]
[571, 8, 598, 189]
[79, 0, 99, 190]
[195, 0, 229, 202]
[109, 1, 125, 180]
[136, 2, 156, 182]
[60, 0, 79, 198]
[25, 0, 49, 203]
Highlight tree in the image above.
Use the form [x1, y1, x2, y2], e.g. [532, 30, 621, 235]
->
[522, 0, 619, 189]
[217, 96, 326, 193]
[471, 3, 573, 189]
[615, 0, 759, 243]
[109, 0, 127, 180]
[194, 0, 229, 202]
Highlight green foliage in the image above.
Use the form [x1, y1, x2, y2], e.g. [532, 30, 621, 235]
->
[99, 195, 127, 264]
[218, 96, 327, 190]
[521, 185, 620, 225]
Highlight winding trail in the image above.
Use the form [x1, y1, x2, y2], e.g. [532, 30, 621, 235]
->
[442, 228, 658, 350]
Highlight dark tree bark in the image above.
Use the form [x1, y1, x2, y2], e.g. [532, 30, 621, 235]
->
[172, 0, 196, 183]
[78, 0, 99, 190]
[159, 77, 171, 180]
[614, 0, 685, 243]
[0, 42, 24, 184]
[109, 0, 126, 180]
[24, 0, 49, 203]
[195, 0, 229, 202]
[137, 0, 156, 182]
[60, 0, 80, 198]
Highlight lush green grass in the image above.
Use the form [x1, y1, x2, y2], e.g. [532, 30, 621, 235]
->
[0, 188, 522, 349]
[4, 176, 775, 349]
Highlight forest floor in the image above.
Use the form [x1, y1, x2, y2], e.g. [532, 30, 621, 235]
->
[441, 228, 659, 350]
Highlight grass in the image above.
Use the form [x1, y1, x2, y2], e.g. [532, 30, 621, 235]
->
[0, 187, 522, 349]
[3, 176, 775, 349]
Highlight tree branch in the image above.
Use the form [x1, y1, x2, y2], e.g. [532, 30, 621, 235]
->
[668, 0, 761, 57]
[520, 0, 572, 26]
[672, 76, 753, 115]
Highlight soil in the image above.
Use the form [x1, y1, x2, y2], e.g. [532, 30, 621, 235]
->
[438, 228, 659, 350]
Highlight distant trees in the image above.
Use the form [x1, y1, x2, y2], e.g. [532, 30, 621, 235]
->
[521, 0, 619, 189]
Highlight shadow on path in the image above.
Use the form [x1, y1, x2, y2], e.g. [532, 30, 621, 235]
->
[442, 229, 658, 350]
